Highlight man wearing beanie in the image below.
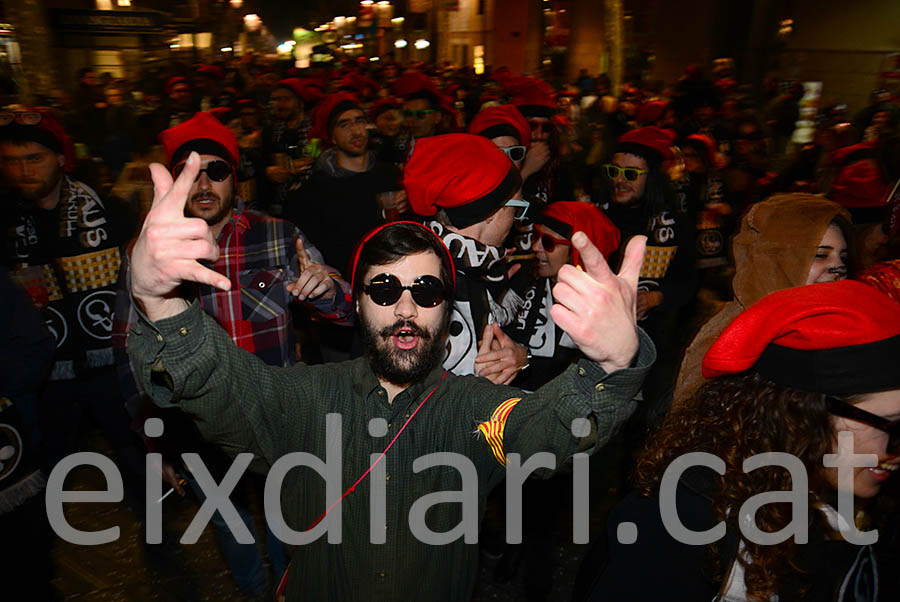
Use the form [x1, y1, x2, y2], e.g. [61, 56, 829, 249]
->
[0, 108, 147, 509]
[406, 133, 532, 382]
[115, 111, 353, 598]
[287, 93, 403, 360]
[261, 78, 313, 216]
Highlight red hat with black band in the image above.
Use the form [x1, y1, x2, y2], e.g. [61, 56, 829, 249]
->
[467, 105, 531, 147]
[310, 92, 362, 142]
[617, 126, 676, 166]
[702, 280, 900, 396]
[405, 134, 522, 230]
[539, 201, 621, 266]
[160, 111, 240, 171]
[0, 108, 76, 172]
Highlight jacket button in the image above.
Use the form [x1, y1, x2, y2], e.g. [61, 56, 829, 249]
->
[595, 383, 605, 392]
[577, 367, 586, 377]
[258, 281, 266, 289]
[156, 333, 163, 343]
[179, 327, 188, 337]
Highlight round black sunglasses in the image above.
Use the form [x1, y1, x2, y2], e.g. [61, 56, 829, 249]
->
[363, 273, 447, 308]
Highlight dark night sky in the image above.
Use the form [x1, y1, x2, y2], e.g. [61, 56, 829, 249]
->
[254, 0, 362, 40]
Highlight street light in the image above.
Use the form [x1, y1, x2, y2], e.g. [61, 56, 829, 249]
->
[229, 0, 243, 7]
[414, 39, 430, 50]
[243, 13, 261, 32]
[361, 0, 373, 5]
[395, 39, 408, 48]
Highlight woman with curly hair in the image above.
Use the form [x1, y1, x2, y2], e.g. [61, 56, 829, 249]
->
[582, 280, 900, 601]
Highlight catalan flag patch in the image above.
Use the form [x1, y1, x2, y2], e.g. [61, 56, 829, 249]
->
[476, 397, 522, 466]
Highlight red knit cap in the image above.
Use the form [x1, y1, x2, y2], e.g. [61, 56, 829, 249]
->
[467, 105, 531, 147]
[702, 280, 900, 395]
[160, 111, 240, 168]
[617, 126, 676, 163]
[405, 134, 522, 229]
[0, 108, 76, 172]
[540, 201, 621, 265]
[309, 92, 361, 141]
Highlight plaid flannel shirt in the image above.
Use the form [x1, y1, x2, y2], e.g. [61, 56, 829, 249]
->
[113, 202, 351, 389]
[191, 204, 352, 368]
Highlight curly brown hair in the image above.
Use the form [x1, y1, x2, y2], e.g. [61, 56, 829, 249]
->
[633, 371, 836, 601]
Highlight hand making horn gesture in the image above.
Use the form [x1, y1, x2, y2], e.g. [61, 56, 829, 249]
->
[550, 232, 647, 373]
[131, 153, 230, 322]
[286, 237, 336, 301]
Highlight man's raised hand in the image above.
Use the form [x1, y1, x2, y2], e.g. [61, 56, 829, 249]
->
[131, 152, 230, 322]
[549, 232, 646, 374]
[287, 236, 336, 301]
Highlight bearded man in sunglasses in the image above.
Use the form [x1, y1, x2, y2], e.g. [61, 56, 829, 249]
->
[114, 112, 354, 597]
[126, 138, 654, 599]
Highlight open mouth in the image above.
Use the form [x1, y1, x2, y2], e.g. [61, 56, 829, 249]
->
[392, 327, 419, 350]
[868, 462, 898, 482]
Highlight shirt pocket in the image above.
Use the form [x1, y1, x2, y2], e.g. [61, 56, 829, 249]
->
[239, 267, 289, 322]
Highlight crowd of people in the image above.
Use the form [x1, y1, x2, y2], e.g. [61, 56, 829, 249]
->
[1, 52, 899, 601]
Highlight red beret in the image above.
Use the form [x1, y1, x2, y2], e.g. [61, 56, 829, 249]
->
[636, 100, 668, 126]
[467, 105, 531, 147]
[208, 107, 233, 123]
[684, 133, 727, 170]
[540, 201, 621, 265]
[195, 64, 225, 80]
[858, 259, 900, 305]
[405, 134, 522, 229]
[0, 108, 76, 172]
[702, 280, 900, 395]
[276, 78, 307, 103]
[830, 155, 890, 209]
[369, 97, 401, 122]
[160, 111, 240, 168]
[391, 71, 436, 98]
[309, 92, 361, 141]
[617, 126, 676, 162]
[164, 76, 188, 96]
[504, 76, 556, 118]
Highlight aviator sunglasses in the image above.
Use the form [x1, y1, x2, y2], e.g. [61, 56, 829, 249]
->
[172, 159, 232, 182]
[535, 226, 572, 253]
[364, 273, 447, 307]
[826, 396, 900, 455]
[603, 163, 649, 182]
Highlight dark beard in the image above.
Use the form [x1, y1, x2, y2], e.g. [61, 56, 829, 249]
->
[360, 314, 448, 386]
[186, 192, 232, 226]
